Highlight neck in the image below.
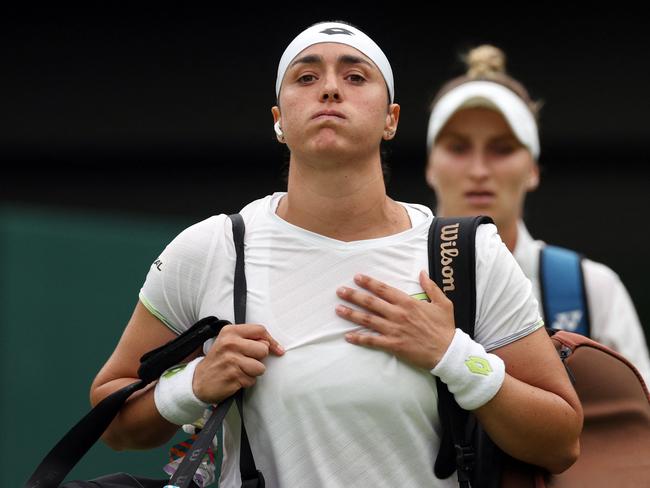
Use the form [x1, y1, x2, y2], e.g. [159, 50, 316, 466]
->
[276, 151, 411, 241]
[498, 219, 519, 253]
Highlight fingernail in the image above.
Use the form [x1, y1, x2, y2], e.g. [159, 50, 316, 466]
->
[337, 287, 347, 296]
[336, 304, 346, 314]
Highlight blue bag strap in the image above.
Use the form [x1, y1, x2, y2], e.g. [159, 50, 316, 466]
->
[539, 245, 591, 337]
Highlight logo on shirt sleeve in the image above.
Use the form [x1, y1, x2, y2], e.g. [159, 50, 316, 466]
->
[153, 259, 163, 271]
[410, 292, 430, 302]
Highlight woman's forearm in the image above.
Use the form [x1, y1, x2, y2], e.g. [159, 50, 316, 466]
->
[91, 377, 179, 451]
[475, 369, 582, 473]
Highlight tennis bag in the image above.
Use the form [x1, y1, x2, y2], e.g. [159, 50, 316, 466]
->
[429, 216, 650, 488]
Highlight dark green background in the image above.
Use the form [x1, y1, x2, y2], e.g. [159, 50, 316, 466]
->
[0, 205, 191, 486]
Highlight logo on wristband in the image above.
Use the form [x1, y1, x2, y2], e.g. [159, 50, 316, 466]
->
[162, 365, 187, 379]
[465, 356, 493, 376]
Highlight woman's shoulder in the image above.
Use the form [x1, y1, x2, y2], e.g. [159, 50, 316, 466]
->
[170, 214, 230, 249]
[169, 194, 275, 250]
[537, 241, 625, 290]
[580, 255, 627, 292]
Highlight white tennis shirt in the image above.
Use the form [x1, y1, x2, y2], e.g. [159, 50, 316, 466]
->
[140, 193, 542, 488]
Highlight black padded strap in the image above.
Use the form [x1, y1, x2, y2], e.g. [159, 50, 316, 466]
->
[138, 316, 232, 383]
[429, 216, 489, 337]
[430, 216, 493, 487]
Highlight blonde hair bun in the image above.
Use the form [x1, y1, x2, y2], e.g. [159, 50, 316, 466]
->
[464, 45, 506, 78]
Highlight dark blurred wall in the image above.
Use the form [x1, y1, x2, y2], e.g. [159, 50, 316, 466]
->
[2, 4, 649, 484]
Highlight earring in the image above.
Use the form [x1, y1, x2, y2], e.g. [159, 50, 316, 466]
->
[274, 121, 285, 142]
[384, 129, 396, 139]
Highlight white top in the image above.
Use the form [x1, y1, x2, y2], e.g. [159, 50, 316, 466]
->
[513, 221, 650, 384]
[140, 193, 542, 488]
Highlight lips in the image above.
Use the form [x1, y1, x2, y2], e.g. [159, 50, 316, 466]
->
[311, 110, 346, 120]
[464, 191, 496, 207]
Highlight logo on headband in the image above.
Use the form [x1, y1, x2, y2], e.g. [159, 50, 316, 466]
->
[320, 27, 354, 36]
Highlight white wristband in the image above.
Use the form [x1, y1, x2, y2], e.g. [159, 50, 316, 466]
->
[431, 328, 506, 411]
[154, 356, 210, 426]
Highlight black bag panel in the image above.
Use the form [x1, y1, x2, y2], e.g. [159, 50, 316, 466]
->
[61, 472, 201, 487]
[61, 472, 179, 488]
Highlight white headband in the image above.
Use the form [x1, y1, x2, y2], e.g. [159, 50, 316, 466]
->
[276, 22, 394, 103]
[426, 81, 540, 159]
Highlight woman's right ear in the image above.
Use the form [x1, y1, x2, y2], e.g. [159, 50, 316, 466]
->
[425, 159, 437, 190]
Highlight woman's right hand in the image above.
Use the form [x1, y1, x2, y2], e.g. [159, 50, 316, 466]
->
[192, 324, 284, 403]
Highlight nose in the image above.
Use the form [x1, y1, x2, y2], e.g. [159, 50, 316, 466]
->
[320, 72, 341, 102]
[468, 149, 490, 180]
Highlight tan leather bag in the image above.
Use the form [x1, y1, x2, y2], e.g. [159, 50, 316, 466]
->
[546, 330, 650, 488]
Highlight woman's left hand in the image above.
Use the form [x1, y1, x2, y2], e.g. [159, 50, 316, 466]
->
[336, 271, 456, 370]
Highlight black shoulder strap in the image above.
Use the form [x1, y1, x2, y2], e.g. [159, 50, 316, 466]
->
[24, 316, 229, 488]
[228, 213, 265, 487]
[230, 213, 247, 326]
[429, 216, 489, 337]
[429, 215, 493, 488]
[170, 214, 264, 488]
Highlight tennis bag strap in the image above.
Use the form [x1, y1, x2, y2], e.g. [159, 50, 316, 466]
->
[225, 213, 264, 487]
[24, 315, 231, 488]
[430, 215, 493, 488]
[169, 213, 263, 488]
[431, 216, 547, 488]
[539, 245, 591, 337]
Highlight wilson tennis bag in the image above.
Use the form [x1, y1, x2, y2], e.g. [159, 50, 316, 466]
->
[429, 216, 650, 488]
[429, 215, 545, 488]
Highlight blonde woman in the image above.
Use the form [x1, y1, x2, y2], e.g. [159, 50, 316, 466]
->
[425, 44, 650, 384]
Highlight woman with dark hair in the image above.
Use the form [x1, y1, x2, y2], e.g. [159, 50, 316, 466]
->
[90, 25, 581, 487]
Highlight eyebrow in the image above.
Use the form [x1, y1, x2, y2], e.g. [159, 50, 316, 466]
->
[441, 131, 518, 143]
[438, 131, 469, 141]
[289, 53, 374, 69]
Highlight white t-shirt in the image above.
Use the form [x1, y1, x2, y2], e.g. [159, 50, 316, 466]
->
[514, 221, 650, 384]
[140, 193, 542, 488]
